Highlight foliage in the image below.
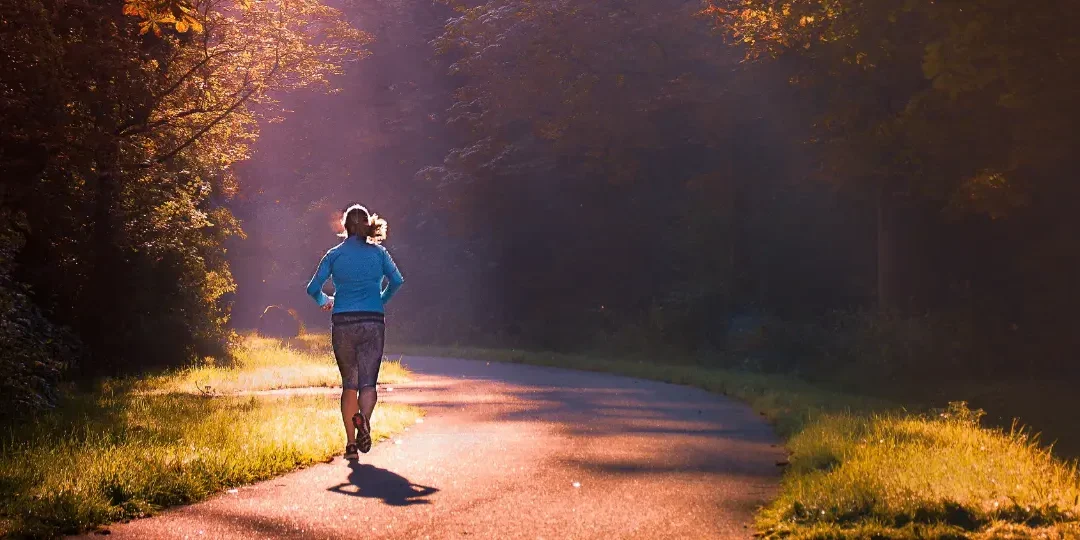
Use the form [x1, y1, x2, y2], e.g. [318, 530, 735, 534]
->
[702, 0, 1065, 211]
[210, 0, 1080, 381]
[412, 0, 847, 351]
[691, 0, 1080, 366]
[123, 0, 205, 35]
[0, 211, 78, 420]
[729, 310, 978, 382]
[0, 0, 369, 373]
[430, 0, 734, 183]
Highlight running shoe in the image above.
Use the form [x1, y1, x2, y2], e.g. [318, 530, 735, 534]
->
[353, 412, 372, 453]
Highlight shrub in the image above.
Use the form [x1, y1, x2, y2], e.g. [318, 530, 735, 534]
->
[732, 310, 978, 382]
[0, 212, 78, 420]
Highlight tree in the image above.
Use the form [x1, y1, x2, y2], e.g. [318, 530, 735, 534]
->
[702, 0, 1080, 311]
[416, 0, 849, 350]
[0, 0, 369, 371]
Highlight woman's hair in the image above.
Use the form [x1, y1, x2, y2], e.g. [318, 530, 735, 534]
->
[339, 204, 388, 244]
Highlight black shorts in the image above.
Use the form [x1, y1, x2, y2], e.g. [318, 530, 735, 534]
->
[331, 312, 386, 390]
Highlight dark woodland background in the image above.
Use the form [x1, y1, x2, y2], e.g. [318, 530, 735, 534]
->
[5, 0, 1080, 415]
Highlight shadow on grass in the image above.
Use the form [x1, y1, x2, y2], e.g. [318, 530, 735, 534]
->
[327, 462, 438, 506]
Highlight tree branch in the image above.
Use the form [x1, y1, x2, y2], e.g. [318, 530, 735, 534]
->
[148, 59, 280, 166]
[114, 48, 239, 136]
[118, 107, 210, 137]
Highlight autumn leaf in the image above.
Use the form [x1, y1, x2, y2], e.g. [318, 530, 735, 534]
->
[123, 0, 203, 34]
[122, 2, 144, 17]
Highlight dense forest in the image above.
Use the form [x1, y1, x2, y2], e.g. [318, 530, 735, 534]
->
[0, 0, 370, 408]
[5, 0, 1080, 415]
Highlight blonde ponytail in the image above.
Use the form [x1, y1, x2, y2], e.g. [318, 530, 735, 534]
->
[339, 204, 389, 244]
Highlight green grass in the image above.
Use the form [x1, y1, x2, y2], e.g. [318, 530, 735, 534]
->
[763, 406, 1080, 539]
[389, 345, 1080, 539]
[139, 332, 410, 395]
[881, 378, 1080, 460]
[0, 335, 421, 539]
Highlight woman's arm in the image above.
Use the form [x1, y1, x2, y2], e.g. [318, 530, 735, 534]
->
[380, 247, 405, 304]
[305, 253, 334, 309]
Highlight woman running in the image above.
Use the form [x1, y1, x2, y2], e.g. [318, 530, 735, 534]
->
[306, 204, 404, 460]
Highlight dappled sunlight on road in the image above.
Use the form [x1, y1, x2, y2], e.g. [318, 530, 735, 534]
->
[95, 356, 782, 539]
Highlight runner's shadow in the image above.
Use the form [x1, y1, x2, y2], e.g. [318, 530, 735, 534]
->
[327, 461, 439, 506]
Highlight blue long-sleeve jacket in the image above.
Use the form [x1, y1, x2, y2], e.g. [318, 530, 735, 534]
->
[305, 237, 404, 313]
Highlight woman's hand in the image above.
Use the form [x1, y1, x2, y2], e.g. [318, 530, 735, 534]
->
[321, 297, 335, 312]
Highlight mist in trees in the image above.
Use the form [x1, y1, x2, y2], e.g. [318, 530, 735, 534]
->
[4, 0, 1080, 414]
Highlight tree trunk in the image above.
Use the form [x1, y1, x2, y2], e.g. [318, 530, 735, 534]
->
[877, 185, 894, 312]
[82, 154, 124, 373]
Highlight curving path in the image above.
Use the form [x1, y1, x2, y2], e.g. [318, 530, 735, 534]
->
[84, 357, 785, 539]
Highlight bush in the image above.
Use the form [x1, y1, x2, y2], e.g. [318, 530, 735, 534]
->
[0, 212, 78, 420]
[732, 310, 978, 383]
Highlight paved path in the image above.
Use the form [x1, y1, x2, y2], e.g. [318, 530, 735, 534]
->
[86, 357, 784, 539]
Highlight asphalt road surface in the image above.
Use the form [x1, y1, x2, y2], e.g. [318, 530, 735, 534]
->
[86, 357, 784, 539]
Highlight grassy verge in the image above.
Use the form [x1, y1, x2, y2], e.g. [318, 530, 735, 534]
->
[389, 345, 1080, 539]
[139, 333, 410, 395]
[0, 335, 421, 538]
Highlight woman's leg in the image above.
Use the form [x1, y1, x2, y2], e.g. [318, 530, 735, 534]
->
[359, 386, 378, 421]
[332, 322, 364, 449]
[354, 321, 386, 453]
[341, 389, 360, 446]
[357, 322, 385, 416]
